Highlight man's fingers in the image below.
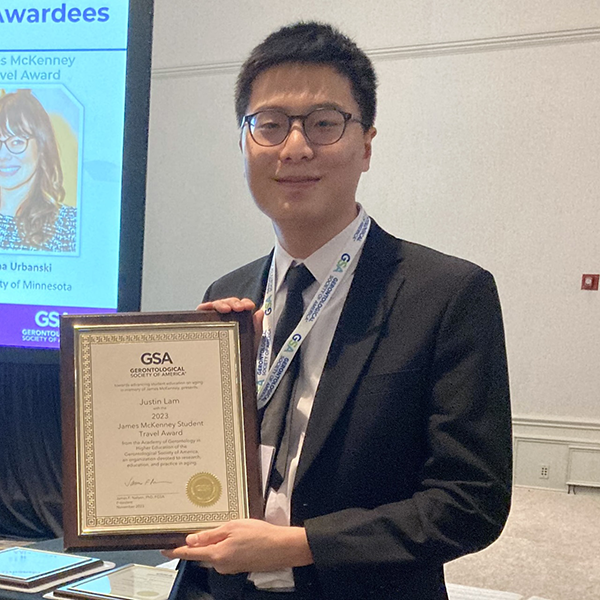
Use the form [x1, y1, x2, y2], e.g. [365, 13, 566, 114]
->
[161, 545, 213, 562]
[186, 527, 228, 547]
[196, 298, 256, 313]
[160, 526, 233, 567]
[196, 301, 217, 311]
[214, 298, 254, 312]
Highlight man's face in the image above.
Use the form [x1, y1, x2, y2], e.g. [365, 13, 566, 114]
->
[241, 63, 376, 239]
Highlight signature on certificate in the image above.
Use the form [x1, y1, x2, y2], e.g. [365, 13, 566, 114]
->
[124, 477, 173, 488]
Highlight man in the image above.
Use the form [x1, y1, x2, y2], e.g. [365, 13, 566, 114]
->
[165, 22, 512, 600]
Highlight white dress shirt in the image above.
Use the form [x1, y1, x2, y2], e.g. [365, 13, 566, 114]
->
[250, 207, 367, 590]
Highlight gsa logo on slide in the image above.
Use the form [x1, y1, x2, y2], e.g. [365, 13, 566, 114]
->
[34, 310, 65, 328]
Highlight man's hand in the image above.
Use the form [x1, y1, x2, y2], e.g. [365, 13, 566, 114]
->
[197, 298, 256, 314]
[197, 298, 264, 353]
[161, 519, 313, 574]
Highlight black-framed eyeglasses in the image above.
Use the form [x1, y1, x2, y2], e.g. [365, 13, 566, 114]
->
[242, 108, 364, 147]
[0, 135, 32, 155]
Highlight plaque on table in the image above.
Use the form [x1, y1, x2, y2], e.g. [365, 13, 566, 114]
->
[61, 311, 262, 551]
[52, 564, 177, 600]
[0, 547, 102, 589]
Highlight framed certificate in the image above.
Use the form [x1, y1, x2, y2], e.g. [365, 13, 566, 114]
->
[61, 311, 262, 551]
[0, 547, 102, 590]
[53, 564, 177, 600]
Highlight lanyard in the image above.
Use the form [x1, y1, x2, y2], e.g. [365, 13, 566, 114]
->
[255, 211, 371, 411]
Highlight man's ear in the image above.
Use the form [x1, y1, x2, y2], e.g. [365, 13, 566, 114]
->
[362, 127, 377, 172]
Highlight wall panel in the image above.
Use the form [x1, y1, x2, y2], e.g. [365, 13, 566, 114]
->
[144, 3, 600, 474]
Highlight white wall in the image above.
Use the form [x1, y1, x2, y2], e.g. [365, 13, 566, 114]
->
[144, 1, 600, 486]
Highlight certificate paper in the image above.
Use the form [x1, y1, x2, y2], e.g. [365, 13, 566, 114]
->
[61, 312, 261, 551]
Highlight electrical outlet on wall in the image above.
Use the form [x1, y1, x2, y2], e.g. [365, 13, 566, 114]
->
[540, 465, 550, 479]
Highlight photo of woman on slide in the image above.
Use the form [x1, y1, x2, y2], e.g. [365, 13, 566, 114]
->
[0, 89, 76, 252]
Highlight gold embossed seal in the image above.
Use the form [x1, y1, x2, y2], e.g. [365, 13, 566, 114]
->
[187, 472, 221, 507]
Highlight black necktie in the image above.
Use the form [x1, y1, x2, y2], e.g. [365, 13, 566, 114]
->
[260, 263, 314, 491]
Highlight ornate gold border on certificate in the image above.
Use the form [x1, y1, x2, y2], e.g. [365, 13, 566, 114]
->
[76, 326, 242, 531]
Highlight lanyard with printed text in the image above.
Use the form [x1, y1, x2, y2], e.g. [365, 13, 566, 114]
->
[255, 211, 371, 411]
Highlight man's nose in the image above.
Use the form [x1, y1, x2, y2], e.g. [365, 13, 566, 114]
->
[280, 123, 314, 162]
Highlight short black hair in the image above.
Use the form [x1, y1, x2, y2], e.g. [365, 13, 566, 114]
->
[235, 22, 377, 129]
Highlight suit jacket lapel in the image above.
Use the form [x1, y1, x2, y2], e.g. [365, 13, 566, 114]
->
[245, 252, 272, 306]
[294, 222, 405, 487]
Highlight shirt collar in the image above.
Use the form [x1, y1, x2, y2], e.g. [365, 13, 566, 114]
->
[273, 204, 367, 294]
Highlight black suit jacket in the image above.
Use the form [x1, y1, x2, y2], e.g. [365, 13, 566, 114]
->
[193, 221, 512, 600]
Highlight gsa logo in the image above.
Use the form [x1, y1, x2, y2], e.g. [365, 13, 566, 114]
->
[141, 352, 173, 365]
[264, 295, 273, 316]
[333, 253, 351, 273]
[35, 310, 65, 328]
[284, 333, 302, 353]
